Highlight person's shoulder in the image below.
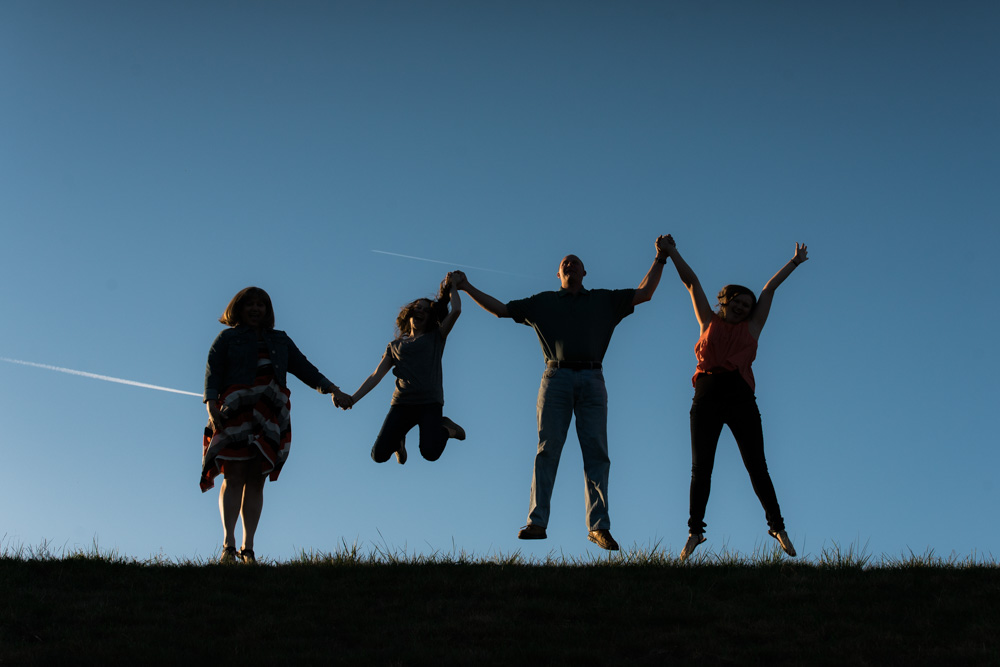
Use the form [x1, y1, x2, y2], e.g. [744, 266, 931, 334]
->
[214, 326, 240, 341]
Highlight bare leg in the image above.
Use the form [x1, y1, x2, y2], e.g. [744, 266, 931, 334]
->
[219, 461, 248, 549]
[240, 471, 266, 551]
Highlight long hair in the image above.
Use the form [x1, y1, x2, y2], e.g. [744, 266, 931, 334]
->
[716, 284, 756, 319]
[219, 286, 275, 329]
[394, 275, 453, 338]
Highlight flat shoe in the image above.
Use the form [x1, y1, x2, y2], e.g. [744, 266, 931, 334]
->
[768, 530, 797, 557]
[680, 533, 706, 562]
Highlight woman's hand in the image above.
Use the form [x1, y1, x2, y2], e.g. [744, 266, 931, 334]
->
[450, 270, 468, 289]
[206, 402, 224, 432]
[656, 234, 676, 256]
[793, 243, 809, 266]
[331, 389, 354, 410]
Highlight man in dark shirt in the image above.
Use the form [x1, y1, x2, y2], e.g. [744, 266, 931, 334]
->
[453, 236, 670, 550]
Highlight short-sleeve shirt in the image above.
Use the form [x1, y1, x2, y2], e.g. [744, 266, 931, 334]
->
[505, 287, 636, 363]
[386, 331, 446, 405]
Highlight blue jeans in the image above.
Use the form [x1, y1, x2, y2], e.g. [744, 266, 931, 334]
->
[528, 368, 610, 531]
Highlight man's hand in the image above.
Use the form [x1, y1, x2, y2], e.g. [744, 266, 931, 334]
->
[656, 234, 676, 256]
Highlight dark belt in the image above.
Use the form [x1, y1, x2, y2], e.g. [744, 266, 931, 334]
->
[546, 360, 602, 370]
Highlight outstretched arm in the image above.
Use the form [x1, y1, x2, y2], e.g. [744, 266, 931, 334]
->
[349, 353, 394, 406]
[749, 243, 809, 338]
[632, 235, 671, 305]
[451, 270, 510, 318]
[438, 273, 463, 338]
[662, 235, 714, 333]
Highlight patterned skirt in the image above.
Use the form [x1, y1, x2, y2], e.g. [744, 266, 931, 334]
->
[200, 380, 292, 492]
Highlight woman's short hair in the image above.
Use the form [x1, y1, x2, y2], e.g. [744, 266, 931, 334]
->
[219, 286, 275, 329]
[716, 284, 756, 317]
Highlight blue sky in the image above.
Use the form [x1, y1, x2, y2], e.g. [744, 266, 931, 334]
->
[2, 1, 997, 563]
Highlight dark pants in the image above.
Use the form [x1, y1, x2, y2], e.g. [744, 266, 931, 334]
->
[371, 403, 447, 463]
[688, 372, 785, 534]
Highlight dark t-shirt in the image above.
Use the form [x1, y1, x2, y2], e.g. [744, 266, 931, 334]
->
[386, 330, 446, 405]
[505, 287, 636, 363]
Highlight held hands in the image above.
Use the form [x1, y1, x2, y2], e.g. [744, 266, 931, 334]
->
[331, 388, 354, 410]
[449, 270, 468, 289]
[792, 243, 809, 266]
[656, 234, 676, 256]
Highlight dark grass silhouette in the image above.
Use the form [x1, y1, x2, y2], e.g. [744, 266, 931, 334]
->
[2, 541, 998, 665]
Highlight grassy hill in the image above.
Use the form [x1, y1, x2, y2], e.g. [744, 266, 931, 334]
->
[2, 543, 998, 665]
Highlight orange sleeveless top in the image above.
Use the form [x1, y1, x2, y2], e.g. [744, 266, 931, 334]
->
[693, 315, 758, 391]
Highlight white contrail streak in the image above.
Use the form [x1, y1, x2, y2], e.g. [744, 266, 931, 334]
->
[371, 250, 531, 277]
[0, 357, 202, 397]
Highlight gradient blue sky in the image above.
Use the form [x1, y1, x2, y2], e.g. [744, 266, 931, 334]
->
[2, 1, 997, 562]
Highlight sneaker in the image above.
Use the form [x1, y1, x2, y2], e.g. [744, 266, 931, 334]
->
[219, 546, 238, 564]
[442, 416, 466, 441]
[517, 524, 547, 540]
[680, 533, 706, 562]
[587, 529, 620, 551]
[239, 548, 256, 564]
[395, 439, 407, 465]
[768, 530, 797, 557]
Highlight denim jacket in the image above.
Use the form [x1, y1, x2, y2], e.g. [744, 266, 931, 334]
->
[203, 326, 333, 402]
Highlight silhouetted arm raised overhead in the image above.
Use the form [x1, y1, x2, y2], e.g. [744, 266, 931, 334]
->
[632, 234, 672, 305]
[438, 273, 463, 337]
[749, 243, 808, 339]
[662, 235, 714, 334]
[451, 270, 510, 318]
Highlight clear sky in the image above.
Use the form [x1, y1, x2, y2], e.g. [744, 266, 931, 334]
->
[2, 1, 997, 563]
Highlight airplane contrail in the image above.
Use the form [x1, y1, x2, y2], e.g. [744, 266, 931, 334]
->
[371, 250, 532, 277]
[0, 357, 202, 397]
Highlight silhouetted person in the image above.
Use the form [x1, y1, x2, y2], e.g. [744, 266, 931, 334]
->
[660, 236, 807, 561]
[201, 286, 352, 564]
[348, 273, 466, 464]
[452, 236, 670, 551]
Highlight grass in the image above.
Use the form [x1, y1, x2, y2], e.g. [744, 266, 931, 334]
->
[2, 539, 999, 665]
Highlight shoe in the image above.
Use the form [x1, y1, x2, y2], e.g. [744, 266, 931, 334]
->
[395, 439, 407, 465]
[239, 548, 256, 564]
[768, 530, 797, 557]
[680, 533, 706, 562]
[442, 416, 466, 441]
[587, 529, 620, 551]
[517, 524, 547, 540]
[219, 546, 238, 564]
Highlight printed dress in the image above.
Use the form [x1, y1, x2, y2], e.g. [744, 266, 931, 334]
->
[200, 340, 292, 492]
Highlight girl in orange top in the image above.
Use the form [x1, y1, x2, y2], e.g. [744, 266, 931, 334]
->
[661, 236, 808, 561]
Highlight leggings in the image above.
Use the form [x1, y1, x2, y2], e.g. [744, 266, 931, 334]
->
[688, 371, 785, 534]
[371, 403, 448, 463]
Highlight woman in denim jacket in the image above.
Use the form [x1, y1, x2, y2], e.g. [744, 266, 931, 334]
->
[201, 286, 352, 564]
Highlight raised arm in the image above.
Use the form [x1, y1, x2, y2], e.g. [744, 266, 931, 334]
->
[349, 352, 394, 406]
[451, 270, 509, 318]
[748, 243, 808, 338]
[662, 235, 714, 333]
[440, 273, 462, 338]
[632, 235, 671, 306]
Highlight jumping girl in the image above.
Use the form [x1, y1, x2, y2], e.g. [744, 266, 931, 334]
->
[350, 273, 466, 464]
